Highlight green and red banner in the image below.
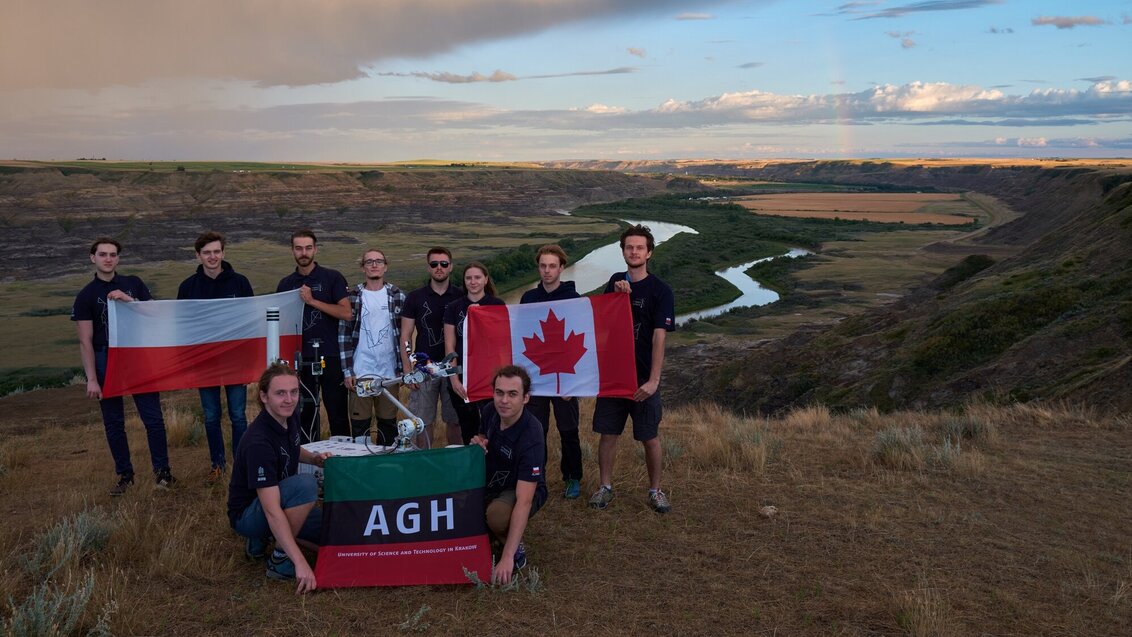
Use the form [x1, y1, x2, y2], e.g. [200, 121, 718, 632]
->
[315, 446, 492, 587]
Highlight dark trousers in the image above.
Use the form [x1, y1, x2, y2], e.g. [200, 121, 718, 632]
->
[526, 395, 582, 482]
[95, 350, 169, 476]
[448, 385, 488, 444]
[297, 360, 348, 443]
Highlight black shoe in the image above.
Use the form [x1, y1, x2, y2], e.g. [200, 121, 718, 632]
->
[110, 473, 134, 496]
[155, 469, 176, 489]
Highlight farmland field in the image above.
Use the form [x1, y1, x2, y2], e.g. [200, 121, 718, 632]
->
[731, 192, 980, 225]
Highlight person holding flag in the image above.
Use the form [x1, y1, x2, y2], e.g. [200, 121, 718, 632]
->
[72, 237, 174, 496]
[470, 365, 547, 585]
[177, 230, 254, 482]
[589, 224, 676, 514]
[519, 244, 584, 499]
[444, 262, 505, 444]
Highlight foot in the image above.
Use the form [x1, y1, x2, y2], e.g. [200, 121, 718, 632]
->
[155, 469, 176, 489]
[648, 489, 671, 514]
[207, 466, 225, 483]
[110, 473, 134, 497]
[563, 479, 581, 499]
[513, 542, 527, 570]
[266, 551, 295, 580]
[588, 485, 614, 510]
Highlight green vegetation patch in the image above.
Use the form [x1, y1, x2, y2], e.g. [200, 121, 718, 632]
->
[0, 367, 82, 396]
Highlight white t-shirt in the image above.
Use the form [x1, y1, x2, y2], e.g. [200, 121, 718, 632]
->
[353, 287, 396, 379]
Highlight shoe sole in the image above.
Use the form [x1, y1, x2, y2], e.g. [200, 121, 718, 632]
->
[589, 500, 612, 510]
[265, 569, 295, 581]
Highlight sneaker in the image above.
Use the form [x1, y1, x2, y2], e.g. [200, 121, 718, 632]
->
[588, 485, 614, 510]
[648, 489, 671, 514]
[207, 466, 225, 483]
[513, 542, 527, 570]
[109, 473, 134, 497]
[154, 469, 176, 489]
[563, 479, 581, 499]
[245, 536, 267, 561]
[266, 552, 295, 580]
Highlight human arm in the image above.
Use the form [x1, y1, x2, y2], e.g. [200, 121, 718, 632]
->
[76, 320, 101, 400]
[299, 448, 332, 466]
[492, 480, 536, 585]
[398, 316, 417, 387]
[256, 485, 317, 594]
[634, 327, 666, 402]
[339, 295, 358, 390]
[444, 323, 467, 400]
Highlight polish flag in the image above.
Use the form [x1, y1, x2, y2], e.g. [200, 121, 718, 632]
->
[463, 293, 637, 401]
[102, 291, 305, 397]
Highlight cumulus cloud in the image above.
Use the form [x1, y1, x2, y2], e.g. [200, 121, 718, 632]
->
[628, 47, 647, 58]
[854, 0, 1003, 20]
[1031, 16, 1108, 29]
[0, 0, 726, 89]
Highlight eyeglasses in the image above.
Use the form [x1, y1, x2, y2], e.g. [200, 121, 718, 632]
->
[362, 258, 386, 266]
[429, 260, 451, 268]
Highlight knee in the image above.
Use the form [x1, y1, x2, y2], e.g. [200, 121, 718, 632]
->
[485, 500, 512, 539]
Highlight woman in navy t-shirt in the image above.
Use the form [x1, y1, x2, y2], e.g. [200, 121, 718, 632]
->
[444, 261, 505, 443]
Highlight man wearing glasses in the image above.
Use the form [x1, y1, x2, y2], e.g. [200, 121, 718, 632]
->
[339, 248, 406, 443]
[399, 247, 464, 445]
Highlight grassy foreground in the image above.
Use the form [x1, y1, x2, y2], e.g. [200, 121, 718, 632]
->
[1, 386, 1128, 635]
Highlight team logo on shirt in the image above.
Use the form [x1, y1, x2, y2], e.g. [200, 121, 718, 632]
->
[499, 445, 513, 460]
[531, 466, 541, 477]
[256, 466, 266, 482]
[487, 471, 510, 488]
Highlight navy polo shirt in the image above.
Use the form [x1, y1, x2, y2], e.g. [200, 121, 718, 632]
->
[71, 273, 154, 350]
[227, 408, 302, 527]
[479, 403, 548, 510]
[277, 263, 348, 358]
[443, 294, 505, 360]
[603, 272, 675, 385]
[402, 284, 464, 362]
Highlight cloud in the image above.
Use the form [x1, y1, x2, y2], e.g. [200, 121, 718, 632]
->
[885, 30, 917, 48]
[1031, 16, 1108, 29]
[987, 26, 1014, 34]
[628, 47, 647, 58]
[853, 0, 1003, 20]
[1079, 76, 1116, 83]
[0, 0, 727, 89]
[901, 38, 917, 48]
[675, 13, 714, 20]
[738, 62, 764, 69]
[378, 67, 636, 84]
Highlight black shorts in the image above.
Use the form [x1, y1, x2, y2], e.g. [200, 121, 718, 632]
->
[592, 392, 662, 441]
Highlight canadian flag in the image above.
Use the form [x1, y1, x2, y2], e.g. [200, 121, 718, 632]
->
[463, 294, 637, 401]
[102, 291, 305, 397]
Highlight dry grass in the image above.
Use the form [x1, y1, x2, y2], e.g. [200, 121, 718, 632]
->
[1, 386, 1129, 635]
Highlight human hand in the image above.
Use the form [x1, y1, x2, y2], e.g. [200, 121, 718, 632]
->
[344, 376, 355, 391]
[294, 562, 317, 594]
[634, 379, 658, 402]
[613, 280, 631, 294]
[492, 554, 514, 585]
[86, 379, 102, 400]
[106, 290, 134, 302]
[298, 285, 313, 305]
[470, 434, 488, 453]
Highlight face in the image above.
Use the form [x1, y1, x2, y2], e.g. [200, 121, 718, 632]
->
[622, 235, 652, 269]
[260, 374, 300, 423]
[90, 243, 120, 275]
[492, 375, 529, 422]
[291, 237, 317, 267]
[427, 252, 451, 283]
[197, 240, 224, 273]
[361, 250, 387, 279]
[464, 267, 487, 296]
[538, 253, 563, 286]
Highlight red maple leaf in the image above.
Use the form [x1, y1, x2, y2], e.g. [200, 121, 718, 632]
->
[521, 309, 588, 394]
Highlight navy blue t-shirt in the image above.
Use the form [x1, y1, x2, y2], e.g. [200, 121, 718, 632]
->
[227, 408, 303, 526]
[443, 294, 505, 360]
[402, 284, 464, 362]
[479, 403, 548, 511]
[277, 263, 348, 358]
[519, 280, 580, 304]
[603, 272, 676, 385]
[71, 274, 154, 349]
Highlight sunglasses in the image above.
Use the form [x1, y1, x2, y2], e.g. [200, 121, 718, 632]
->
[429, 260, 451, 268]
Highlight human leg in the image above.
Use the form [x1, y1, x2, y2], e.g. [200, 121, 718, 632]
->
[95, 350, 133, 477]
[630, 393, 668, 512]
[224, 383, 248, 458]
[348, 391, 374, 440]
[553, 397, 582, 482]
[132, 391, 169, 474]
[297, 368, 322, 443]
[375, 393, 399, 446]
[321, 362, 350, 438]
[526, 396, 552, 466]
[199, 386, 226, 469]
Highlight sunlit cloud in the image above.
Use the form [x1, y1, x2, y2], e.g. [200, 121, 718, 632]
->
[628, 47, 648, 58]
[378, 67, 636, 84]
[1031, 16, 1108, 29]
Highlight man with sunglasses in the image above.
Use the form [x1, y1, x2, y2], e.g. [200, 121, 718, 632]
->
[399, 247, 464, 445]
[339, 248, 406, 444]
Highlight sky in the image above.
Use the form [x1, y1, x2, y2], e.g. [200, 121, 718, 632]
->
[2, 0, 1130, 161]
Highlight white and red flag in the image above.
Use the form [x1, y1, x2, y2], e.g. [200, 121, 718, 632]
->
[463, 293, 637, 401]
[102, 291, 305, 397]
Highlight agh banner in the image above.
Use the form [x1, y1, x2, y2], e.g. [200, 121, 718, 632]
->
[315, 445, 492, 587]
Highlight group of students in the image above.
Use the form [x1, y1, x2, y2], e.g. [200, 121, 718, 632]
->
[72, 224, 676, 593]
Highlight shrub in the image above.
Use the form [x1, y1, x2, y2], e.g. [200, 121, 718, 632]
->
[871, 426, 926, 471]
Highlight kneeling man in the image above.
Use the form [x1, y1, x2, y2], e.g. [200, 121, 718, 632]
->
[470, 365, 548, 585]
[227, 363, 331, 594]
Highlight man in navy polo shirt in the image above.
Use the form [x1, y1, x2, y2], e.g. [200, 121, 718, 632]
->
[72, 237, 175, 496]
[177, 230, 254, 481]
[470, 365, 547, 585]
[519, 244, 583, 499]
[276, 229, 351, 443]
[399, 247, 463, 445]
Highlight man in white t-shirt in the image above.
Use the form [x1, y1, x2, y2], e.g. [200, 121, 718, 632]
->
[339, 248, 406, 444]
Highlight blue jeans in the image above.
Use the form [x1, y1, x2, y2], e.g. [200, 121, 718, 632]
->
[95, 350, 170, 476]
[233, 474, 322, 543]
[199, 385, 248, 470]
